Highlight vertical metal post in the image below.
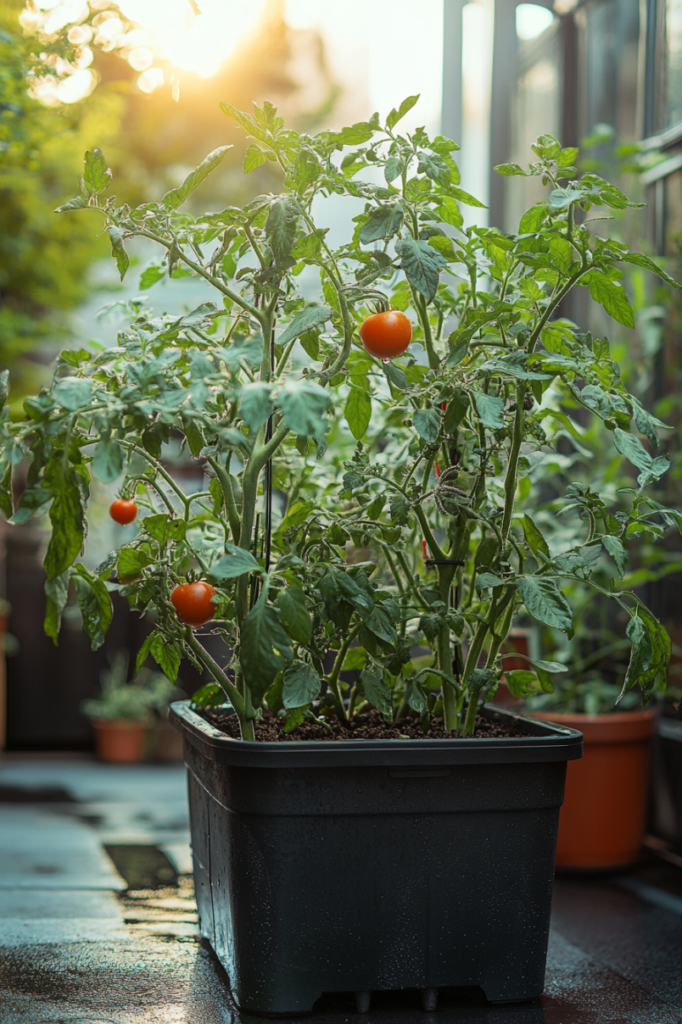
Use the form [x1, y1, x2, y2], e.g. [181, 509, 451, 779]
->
[441, 0, 467, 144]
[489, 0, 519, 228]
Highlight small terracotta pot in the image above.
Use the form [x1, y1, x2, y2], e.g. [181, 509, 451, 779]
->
[93, 719, 146, 763]
[533, 709, 655, 870]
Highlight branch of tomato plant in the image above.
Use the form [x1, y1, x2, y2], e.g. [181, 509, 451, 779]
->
[325, 629, 358, 721]
[120, 442, 190, 514]
[136, 228, 261, 322]
[206, 456, 241, 543]
[183, 627, 255, 740]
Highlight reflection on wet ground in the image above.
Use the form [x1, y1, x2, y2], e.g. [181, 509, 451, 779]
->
[0, 759, 681, 1024]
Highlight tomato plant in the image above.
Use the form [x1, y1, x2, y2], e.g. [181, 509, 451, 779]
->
[110, 499, 138, 525]
[0, 101, 679, 741]
[360, 310, 412, 359]
[171, 582, 218, 627]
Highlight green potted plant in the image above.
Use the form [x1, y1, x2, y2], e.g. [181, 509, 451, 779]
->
[81, 652, 174, 763]
[0, 98, 678, 1013]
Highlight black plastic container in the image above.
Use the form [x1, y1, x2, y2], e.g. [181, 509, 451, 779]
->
[170, 701, 582, 1016]
[651, 712, 682, 849]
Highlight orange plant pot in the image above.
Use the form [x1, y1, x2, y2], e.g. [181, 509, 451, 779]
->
[533, 710, 655, 870]
[93, 720, 146, 763]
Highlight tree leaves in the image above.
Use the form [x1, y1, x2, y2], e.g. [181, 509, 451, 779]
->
[240, 589, 293, 704]
[516, 576, 573, 636]
[345, 386, 372, 439]
[395, 238, 447, 302]
[282, 661, 321, 708]
[162, 145, 231, 210]
[277, 380, 331, 437]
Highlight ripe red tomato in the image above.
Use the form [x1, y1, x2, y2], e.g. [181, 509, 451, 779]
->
[171, 581, 217, 627]
[360, 310, 412, 359]
[110, 499, 138, 525]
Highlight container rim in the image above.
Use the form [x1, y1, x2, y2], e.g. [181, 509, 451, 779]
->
[169, 700, 583, 768]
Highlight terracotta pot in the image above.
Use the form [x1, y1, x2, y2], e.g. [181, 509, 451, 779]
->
[93, 719, 146, 763]
[533, 709, 655, 870]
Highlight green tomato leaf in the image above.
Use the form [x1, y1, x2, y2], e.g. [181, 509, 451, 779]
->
[72, 564, 113, 651]
[150, 631, 181, 683]
[265, 198, 299, 264]
[117, 548, 152, 581]
[585, 270, 634, 328]
[277, 379, 331, 437]
[282, 661, 321, 708]
[107, 227, 129, 281]
[613, 428, 652, 471]
[386, 94, 419, 129]
[163, 145, 231, 209]
[277, 305, 331, 347]
[277, 586, 313, 644]
[473, 391, 505, 430]
[345, 386, 372, 440]
[342, 647, 368, 671]
[210, 544, 262, 580]
[91, 437, 124, 483]
[359, 204, 404, 244]
[516, 576, 574, 636]
[191, 682, 226, 708]
[53, 377, 92, 411]
[243, 145, 267, 173]
[241, 589, 293, 704]
[602, 535, 626, 578]
[240, 382, 273, 431]
[44, 573, 69, 645]
[413, 407, 441, 443]
[522, 514, 550, 561]
[0, 459, 12, 520]
[363, 603, 396, 644]
[44, 464, 84, 581]
[505, 670, 539, 698]
[618, 251, 682, 290]
[361, 666, 392, 717]
[81, 148, 111, 197]
[395, 238, 447, 302]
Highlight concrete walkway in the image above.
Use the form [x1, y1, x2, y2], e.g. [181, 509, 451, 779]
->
[1, 756, 682, 1023]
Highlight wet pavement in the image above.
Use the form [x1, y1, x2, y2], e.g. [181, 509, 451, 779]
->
[1, 757, 681, 1024]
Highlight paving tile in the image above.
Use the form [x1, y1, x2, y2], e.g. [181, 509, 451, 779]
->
[0, 808, 125, 891]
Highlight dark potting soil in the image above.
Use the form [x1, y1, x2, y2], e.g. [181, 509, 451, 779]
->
[199, 707, 534, 742]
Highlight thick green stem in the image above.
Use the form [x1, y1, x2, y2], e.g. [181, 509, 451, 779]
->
[501, 384, 525, 544]
[326, 631, 357, 721]
[207, 456, 240, 543]
[184, 629, 254, 740]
